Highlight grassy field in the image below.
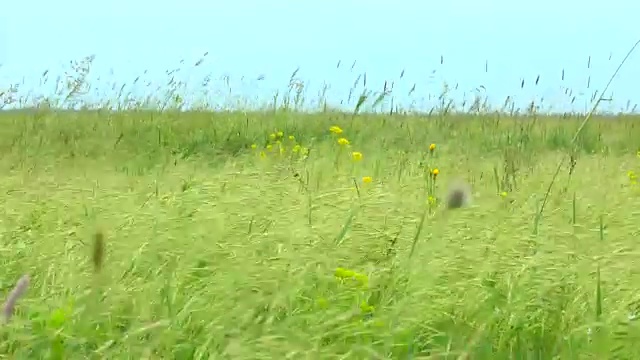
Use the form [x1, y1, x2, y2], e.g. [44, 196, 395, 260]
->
[0, 106, 638, 359]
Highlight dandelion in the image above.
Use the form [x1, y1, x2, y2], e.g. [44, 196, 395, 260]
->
[330, 126, 343, 134]
[337, 138, 350, 146]
[427, 196, 437, 206]
[500, 191, 508, 198]
[288, 135, 295, 141]
[335, 267, 355, 278]
[292, 144, 301, 153]
[360, 300, 375, 314]
[266, 144, 273, 150]
[276, 131, 284, 138]
[429, 143, 436, 152]
[352, 151, 363, 161]
[250, 144, 257, 149]
[269, 133, 276, 140]
[431, 168, 440, 177]
[362, 176, 372, 184]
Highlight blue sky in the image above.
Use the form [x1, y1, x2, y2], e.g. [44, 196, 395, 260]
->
[1, 0, 639, 112]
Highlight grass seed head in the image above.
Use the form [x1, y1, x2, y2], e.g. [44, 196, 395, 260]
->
[445, 180, 472, 209]
[2, 274, 30, 323]
[92, 230, 105, 273]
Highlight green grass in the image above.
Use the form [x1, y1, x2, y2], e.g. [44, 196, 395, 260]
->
[0, 107, 638, 359]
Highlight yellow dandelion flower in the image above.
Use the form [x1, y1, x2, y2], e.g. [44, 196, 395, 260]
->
[292, 144, 301, 153]
[352, 151, 363, 161]
[250, 144, 257, 149]
[276, 131, 284, 138]
[427, 196, 436, 205]
[337, 138, 350, 146]
[266, 144, 273, 150]
[335, 267, 355, 278]
[429, 143, 436, 152]
[431, 168, 440, 177]
[362, 176, 372, 184]
[288, 135, 295, 141]
[500, 191, 508, 198]
[360, 300, 375, 313]
[269, 133, 276, 140]
[629, 171, 637, 180]
[330, 125, 343, 134]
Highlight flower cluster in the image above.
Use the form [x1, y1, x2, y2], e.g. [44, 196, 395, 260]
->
[330, 125, 372, 185]
[334, 267, 374, 316]
[425, 143, 440, 207]
[251, 130, 309, 160]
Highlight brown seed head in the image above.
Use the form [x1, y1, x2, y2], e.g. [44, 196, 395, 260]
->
[2, 274, 30, 323]
[92, 231, 105, 273]
[445, 180, 472, 209]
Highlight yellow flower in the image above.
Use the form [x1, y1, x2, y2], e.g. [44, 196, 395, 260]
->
[352, 151, 363, 161]
[276, 131, 284, 138]
[266, 144, 273, 150]
[330, 126, 343, 134]
[288, 135, 295, 141]
[362, 176, 372, 184]
[427, 196, 436, 205]
[269, 133, 276, 140]
[337, 138, 350, 146]
[429, 143, 436, 152]
[431, 168, 439, 177]
[250, 144, 257, 149]
[360, 300, 375, 313]
[629, 171, 637, 180]
[301, 147, 310, 156]
[500, 191, 508, 198]
[335, 267, 355, 278]
[292, 144, 301, 153]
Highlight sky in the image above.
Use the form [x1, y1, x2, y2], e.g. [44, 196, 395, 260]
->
[1, 0, 639, 113]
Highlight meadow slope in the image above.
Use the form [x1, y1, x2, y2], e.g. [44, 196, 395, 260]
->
[0, 110, 638, 358]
